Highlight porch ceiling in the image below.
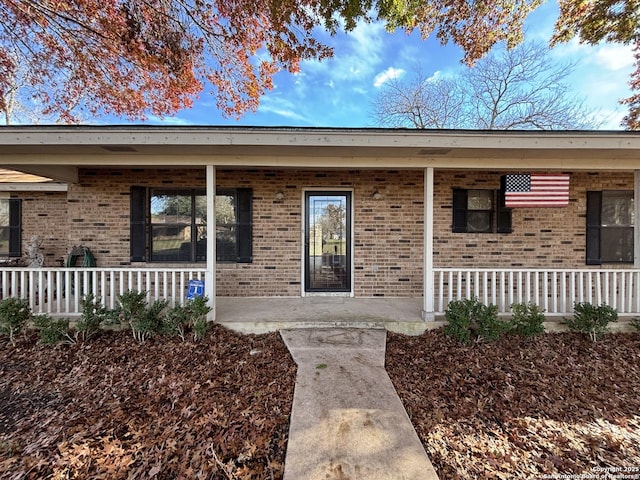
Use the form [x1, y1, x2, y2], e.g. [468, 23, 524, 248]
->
[1, 127, 640, 181]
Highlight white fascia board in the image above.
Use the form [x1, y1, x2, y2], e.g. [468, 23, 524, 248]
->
[0, 182, 68, 192]
[1, 127, 640, 151]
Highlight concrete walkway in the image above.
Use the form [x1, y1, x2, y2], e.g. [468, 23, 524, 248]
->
[281, 328, 439, 480]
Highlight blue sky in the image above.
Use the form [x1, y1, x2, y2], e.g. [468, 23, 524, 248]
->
[143, 1, 636, 130]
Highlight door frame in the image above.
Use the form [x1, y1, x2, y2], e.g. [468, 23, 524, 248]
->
[301, 188, 354, 297]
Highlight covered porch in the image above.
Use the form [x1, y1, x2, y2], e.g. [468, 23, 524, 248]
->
[2, 127, 640, 333]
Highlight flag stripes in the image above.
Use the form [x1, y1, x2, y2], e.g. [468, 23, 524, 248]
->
[503, 174, 570, 208]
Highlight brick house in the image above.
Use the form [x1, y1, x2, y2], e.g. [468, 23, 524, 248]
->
[1, 126, 639, 325]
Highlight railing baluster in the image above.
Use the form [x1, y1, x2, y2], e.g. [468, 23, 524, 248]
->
[625, 272, 638, 312]
[180, 271, 186, 306]
[490, 272, 496, 307]
[473, 270, 479, 300]
[437, 271, 444, 312]
[1, 270, 6, 299]
[551, 272, 557, 314]
[46, 270, 53, 314]
[636, 271, 640, 312]
[620, 272, 627, 313]
[100, 271, 106, 307]
[499, 271, 505, 311]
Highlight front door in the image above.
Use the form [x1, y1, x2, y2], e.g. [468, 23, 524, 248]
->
[304, 192, 351, 293]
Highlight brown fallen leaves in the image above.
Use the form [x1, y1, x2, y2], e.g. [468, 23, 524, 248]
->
[2, 326, 639, 479]
[386, 330, 640, 479]
[0, 325, 296, 480]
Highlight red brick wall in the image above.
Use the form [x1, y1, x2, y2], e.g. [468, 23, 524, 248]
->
[433, 171, 634, 268]
[9, 191, 69, 266]
[29, 168, 633, 297]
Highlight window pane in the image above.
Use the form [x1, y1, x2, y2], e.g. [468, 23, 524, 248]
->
[468, 190, 493, 210]
[195, 194, 207, 225]
[467, 211, 491, 233]
[216, 195, 236, 225]
[151, 191, 192, 224]
[217, 225, 237, 261]
[0, 200, 8, 227]
[151, 225, 192, 261]
[0, 227, 8, 255]
[602, 191, 634, 226]
[195, 225, 207, 261]
[601, 227, 634, 262]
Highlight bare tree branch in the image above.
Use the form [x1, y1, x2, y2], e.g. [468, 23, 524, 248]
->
[370, 41, 602, 130]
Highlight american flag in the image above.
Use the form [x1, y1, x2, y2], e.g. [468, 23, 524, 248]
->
[503, 174, 570, 208]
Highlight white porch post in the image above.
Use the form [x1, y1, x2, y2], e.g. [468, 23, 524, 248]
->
[635, 170, 640, 268]
[206, 165, 216, 320]
[422, 167, 435, 320]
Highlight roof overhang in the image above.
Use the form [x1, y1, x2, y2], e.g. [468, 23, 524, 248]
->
[1, 126, 639, 183]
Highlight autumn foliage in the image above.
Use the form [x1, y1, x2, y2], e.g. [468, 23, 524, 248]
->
[0, 0, 539, 122]
[1, 0, 638, 127]
[552, 0, 640, 129]
[0, 0, 334, 121]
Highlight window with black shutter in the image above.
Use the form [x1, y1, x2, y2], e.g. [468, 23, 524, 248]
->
[130, 187, 252, 263]
[586, 190, 634, 264]
[0, 198, 22, 257]
[452, 189, 511, 234]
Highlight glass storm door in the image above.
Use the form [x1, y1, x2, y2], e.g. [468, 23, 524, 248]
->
[305, 192, 351, 292]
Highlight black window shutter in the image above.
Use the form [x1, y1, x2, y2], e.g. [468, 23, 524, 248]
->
[452, 189, 467, 233]
[8, 199, 21, 257]
[496, 189, 512, 233]
[130, 187, 147, 262]
[236, 188, 253, 263]
[586, 191, 601, 265]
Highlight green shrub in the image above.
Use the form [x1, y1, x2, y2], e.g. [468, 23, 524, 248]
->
[163, 296, 212, 341]
[476, 302, 506, 342]
[131, 299, 169, 343]
[510, 302, 546, 337]
[113, 290, 147, 327]
[632, 317, 640, 332]
[444, 298, 475, 345]
[33, 314, 72, 345]
[0, 297, 31, 346]
[113, 290, 171, 342]
[163, 303, 191, 340]
[444, 297, 507, 344]
[76, 293, 109, 342]
[564, 302, 618, 342]
[189, 296, 212, 341]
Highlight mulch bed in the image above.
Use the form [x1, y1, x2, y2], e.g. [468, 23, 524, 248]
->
[386, 329, 640, 479]
[1, 325, 639, 479]
[0, 325, 296, 479]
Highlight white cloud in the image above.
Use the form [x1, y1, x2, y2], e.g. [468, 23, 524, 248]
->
[591, 44, 635, 71]
[257, 95, 311, 123]
[146, 115, 191, 126]
[301, 20, 388, 82]
[426, 70, 441, 82]
[373, 67, 405, 87]
[552, 38, 635, 71]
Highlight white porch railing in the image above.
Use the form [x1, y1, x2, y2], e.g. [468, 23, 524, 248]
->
[0, 267, 207, 315]
[434, 268, 640, 316]
[1, 266, 639, 318]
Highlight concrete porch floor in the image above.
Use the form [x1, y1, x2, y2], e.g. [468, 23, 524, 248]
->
[215, 297, 445, 335]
